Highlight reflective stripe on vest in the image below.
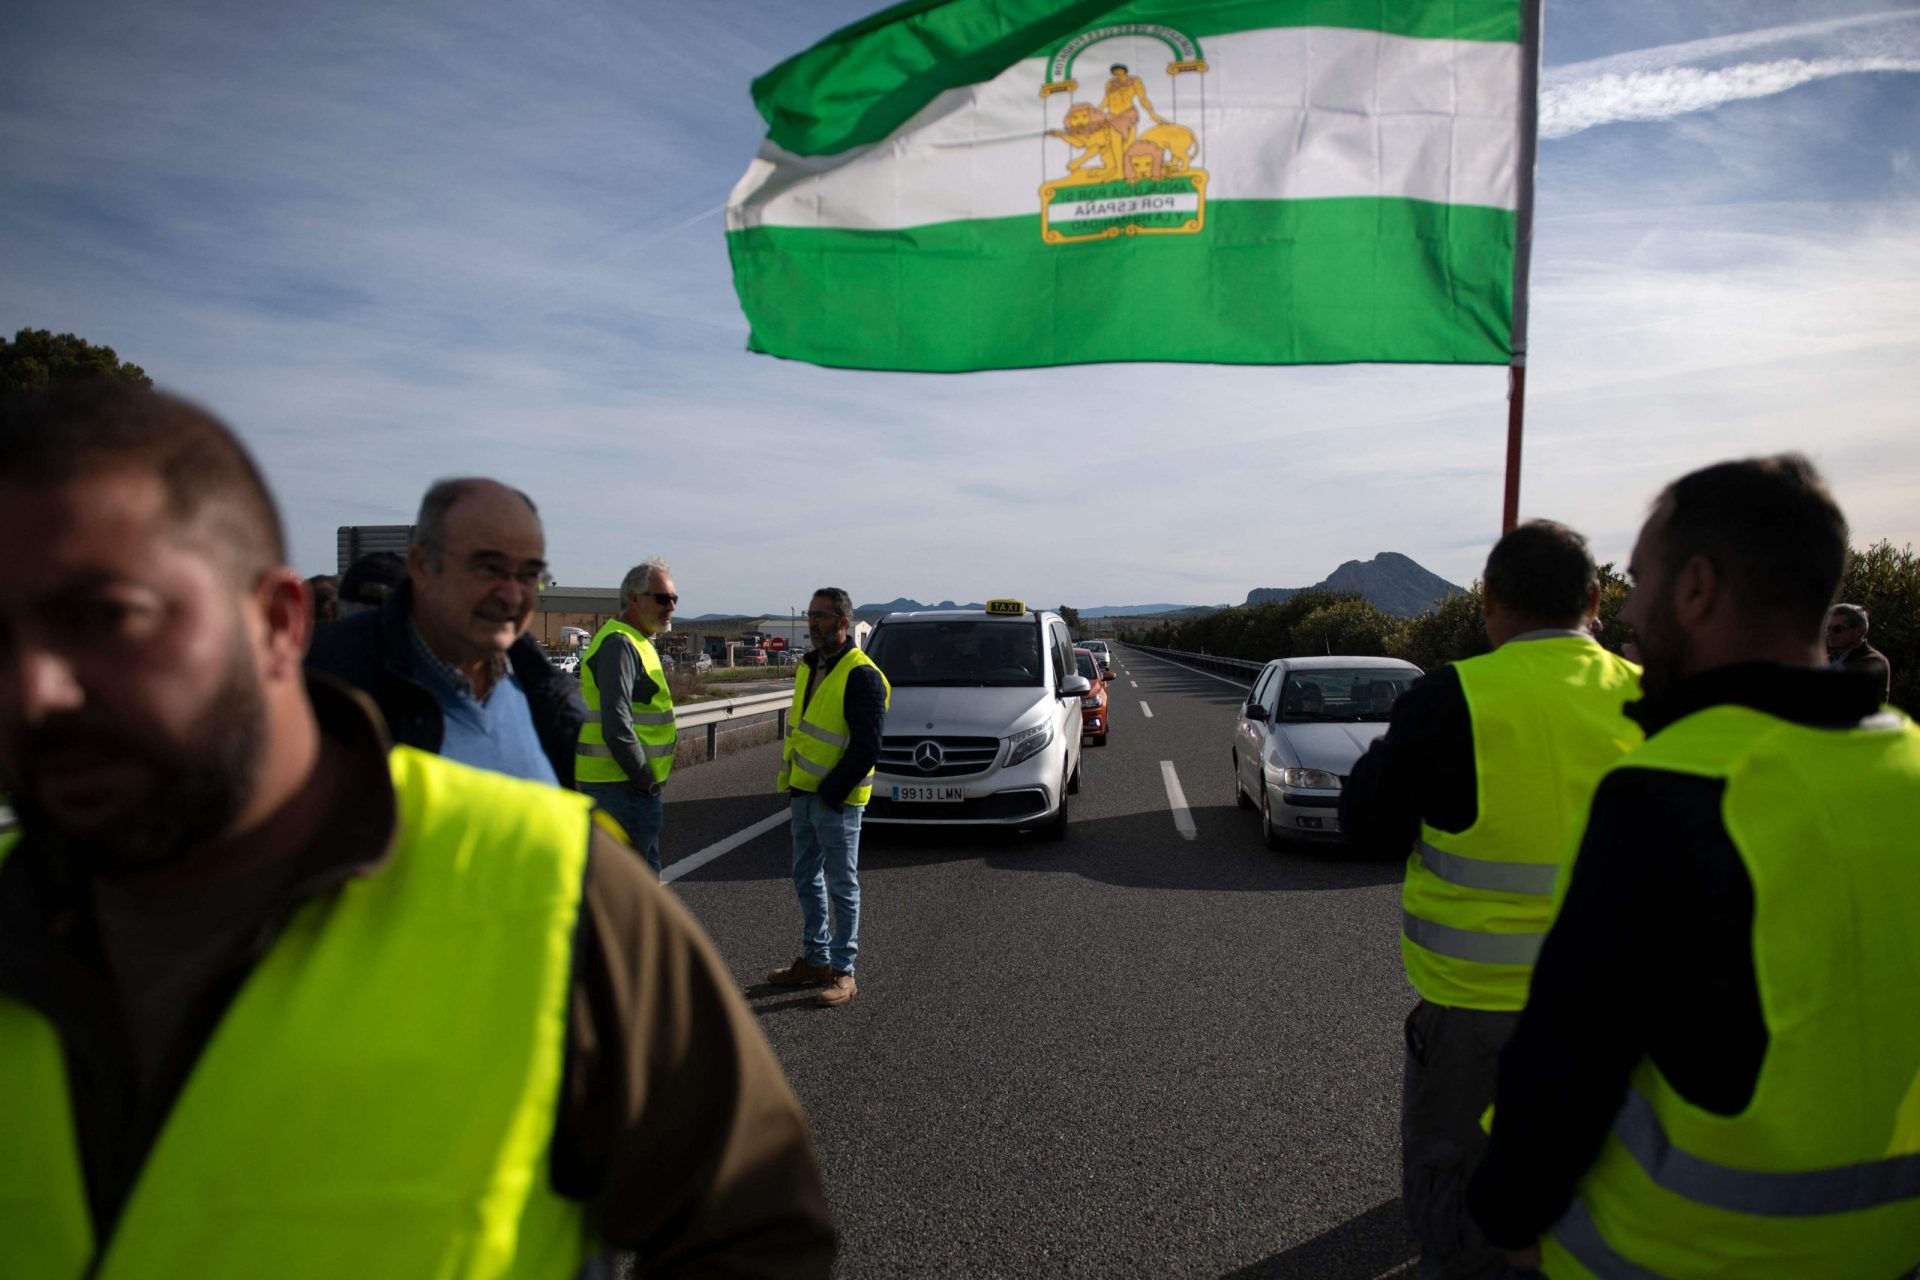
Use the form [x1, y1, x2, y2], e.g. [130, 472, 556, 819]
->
[1401, 634, 1642, 1012]
[575, 618, 675, 785]
[776, 647, 889, 805]
[0, 748, 595, 1279]
[1418, 839, 1561, 897]
[1400, 911, 1543, 967]
[1546, 704, 1920, 1279]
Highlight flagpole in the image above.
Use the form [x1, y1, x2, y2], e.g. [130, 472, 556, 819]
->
[1504, 0, 1544, 534]
[1503, 359, 1526, 532]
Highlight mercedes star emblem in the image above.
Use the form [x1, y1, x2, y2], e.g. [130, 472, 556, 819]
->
[913, 741, 945, 773]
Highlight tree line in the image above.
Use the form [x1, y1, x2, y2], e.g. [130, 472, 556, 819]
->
[1140, 551, 1917, 713]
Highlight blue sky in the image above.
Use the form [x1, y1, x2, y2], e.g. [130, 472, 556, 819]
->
[5, 1, 1916, 613]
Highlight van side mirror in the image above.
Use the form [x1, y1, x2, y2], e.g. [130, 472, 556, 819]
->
[1061, 674, 1092, 697]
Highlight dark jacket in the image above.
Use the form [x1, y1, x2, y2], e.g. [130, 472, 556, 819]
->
[0, 679, 834, 1272]
[307, 580, 586, 788]
[1466, 662, 1889, 1248]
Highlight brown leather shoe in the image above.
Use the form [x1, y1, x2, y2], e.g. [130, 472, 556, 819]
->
[815, 972, 857, 1007]
[767, 956, 831, 987]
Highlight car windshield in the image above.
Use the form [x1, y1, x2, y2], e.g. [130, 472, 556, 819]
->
[1075, 653, 1099, 681]
[1277, 669, 1414, 722]
[870, 619, 1045, 688]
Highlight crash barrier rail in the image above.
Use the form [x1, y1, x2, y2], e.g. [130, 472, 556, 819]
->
[1120, 642, 1263, 684]
[0, 805, 12, 835]
[677, 688, 793, 761]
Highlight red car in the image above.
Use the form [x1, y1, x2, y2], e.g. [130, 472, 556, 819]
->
[1074, 647, 1110, 746]
[736, 646, 769, 667]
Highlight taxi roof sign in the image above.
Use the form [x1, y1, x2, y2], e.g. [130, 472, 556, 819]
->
[985, 599, 1027, 616]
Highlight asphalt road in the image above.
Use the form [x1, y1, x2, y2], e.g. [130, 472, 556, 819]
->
[658, 644, 1419, 1279]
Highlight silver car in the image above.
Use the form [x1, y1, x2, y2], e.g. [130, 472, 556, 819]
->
[1230, 655, 1422, 849]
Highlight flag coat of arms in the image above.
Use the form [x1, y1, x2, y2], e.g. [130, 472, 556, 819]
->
[727, 0, 1540, 373]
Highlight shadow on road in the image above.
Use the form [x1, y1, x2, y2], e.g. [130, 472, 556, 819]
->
[858, 806, 1405, 892]
[1220, 1197, 1416, 1279]
[667, 799, 1403, 894]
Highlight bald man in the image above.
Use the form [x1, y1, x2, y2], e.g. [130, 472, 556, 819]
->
[309, 478, 586, 785]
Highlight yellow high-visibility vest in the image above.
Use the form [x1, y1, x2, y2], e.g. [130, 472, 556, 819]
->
[1401, 634, 1642, 1011]
[1542, 703, 1920, 1279]
[777, 648, 890, 806]
[576, 618, 675, 786]
[0, 747, 596, 1279]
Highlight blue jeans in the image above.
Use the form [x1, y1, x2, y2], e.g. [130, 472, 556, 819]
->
[580, 782, 664, 874]
[790, 793, 863, 975]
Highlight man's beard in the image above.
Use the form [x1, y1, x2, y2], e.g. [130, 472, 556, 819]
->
[1632, 591, 1692, 701]
[7, 637, 269, 875]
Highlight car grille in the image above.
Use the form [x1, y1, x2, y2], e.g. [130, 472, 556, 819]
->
[877, 735, 1001, 779]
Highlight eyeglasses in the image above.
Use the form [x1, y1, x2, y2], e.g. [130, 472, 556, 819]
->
[1826, 622, 1860, 634]
[806, 610, 846, 622]
[465, 556, 552, 591]
[648, 593, 679, 607]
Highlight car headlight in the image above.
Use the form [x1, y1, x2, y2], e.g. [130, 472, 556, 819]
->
[1005, 722, 1054, 766]
[1080, 695, 1103, 709]
[1278, 768, 1341, 790]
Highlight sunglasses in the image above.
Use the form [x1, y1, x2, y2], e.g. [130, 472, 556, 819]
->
[648, 593, 679, 607]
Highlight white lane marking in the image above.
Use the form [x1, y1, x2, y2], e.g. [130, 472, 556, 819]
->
[1139, 701, 1153, 718]
[1129, 680, 1138, 688]
[1160, 761, 1198, 841]
[1135, 651, 1253, 689]
[661, 807, 792, 883]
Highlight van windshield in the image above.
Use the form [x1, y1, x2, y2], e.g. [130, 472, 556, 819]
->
[870, 620, 1044, 688]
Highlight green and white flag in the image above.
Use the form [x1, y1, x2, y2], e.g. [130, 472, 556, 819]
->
[727, 0, 1540, 373]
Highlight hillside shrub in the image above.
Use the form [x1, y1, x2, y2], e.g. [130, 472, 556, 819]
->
[1840, 541, 1918, 712]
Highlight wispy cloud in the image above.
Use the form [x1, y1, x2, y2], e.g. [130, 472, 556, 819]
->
[1543, 9, 1920, 138]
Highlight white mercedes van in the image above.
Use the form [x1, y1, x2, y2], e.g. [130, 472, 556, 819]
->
[863, 600, 1091, 839]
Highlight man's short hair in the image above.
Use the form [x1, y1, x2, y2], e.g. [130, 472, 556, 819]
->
[621, 557, 672, 602]
[811, 587, 854, 620]
[412, 478, 538, 570]
[0, 381, 285, 583]
[1831, 602, 1869, 632]
[1651, 454, 1847, 631]
[339, 551, 408, 605]
[1483, 519, 1597, 623]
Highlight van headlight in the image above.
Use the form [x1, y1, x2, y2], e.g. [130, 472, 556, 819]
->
[1005, 723, 1054, 766]
[1278, 768, 1341, 790]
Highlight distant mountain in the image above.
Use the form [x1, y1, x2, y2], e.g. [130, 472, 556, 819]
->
[1246, 552, 1464, 618]
[854, 598, 985, 619]
[1078, 603, 1227, 619]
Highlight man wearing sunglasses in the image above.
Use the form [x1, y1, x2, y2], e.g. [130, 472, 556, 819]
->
[309, 477, 585, 786]
[575, 560, 680, 873]
[1826, 603, 1891, 701]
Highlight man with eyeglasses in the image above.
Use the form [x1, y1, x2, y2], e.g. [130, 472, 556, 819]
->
[1826, 603, 1891, 701]
[309, 477, 586, 786]
[575, 559, 680, 873]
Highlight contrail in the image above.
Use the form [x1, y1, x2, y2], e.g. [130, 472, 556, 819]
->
[1541, 8, 1920, 139]
[1544, 55, 1920, 139]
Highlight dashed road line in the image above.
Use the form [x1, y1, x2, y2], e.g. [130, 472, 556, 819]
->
[1139, 701, 1153, 718]
[1129, 680, 1138, 688]
[662, 807, 791, 883]
[1160, 761, 1197, 840]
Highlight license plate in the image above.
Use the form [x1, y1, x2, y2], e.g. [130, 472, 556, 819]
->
[892, 785, 964, 802]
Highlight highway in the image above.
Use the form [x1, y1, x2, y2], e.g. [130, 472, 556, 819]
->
[657, 644, 1419, 1279]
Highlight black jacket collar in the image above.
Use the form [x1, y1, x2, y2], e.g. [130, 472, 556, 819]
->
[1629, 661, 1886, 738]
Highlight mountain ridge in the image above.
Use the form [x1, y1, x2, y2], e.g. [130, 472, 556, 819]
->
[1246, 552, 1463, 617]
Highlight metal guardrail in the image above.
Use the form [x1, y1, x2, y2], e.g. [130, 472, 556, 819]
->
[0, 805, 12, 835]
[1119, 642, 1263, 683]
[677, 688, 792, 761]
